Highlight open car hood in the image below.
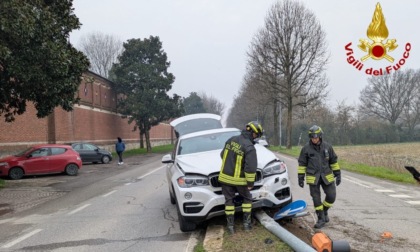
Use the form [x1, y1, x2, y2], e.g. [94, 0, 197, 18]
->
[170, 113, 223, 137]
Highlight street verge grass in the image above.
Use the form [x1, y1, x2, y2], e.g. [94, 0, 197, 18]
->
[269, 143, 419, 185]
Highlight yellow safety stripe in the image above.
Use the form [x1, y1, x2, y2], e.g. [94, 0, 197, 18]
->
[315, 205, 324, 211]
[234, 155, 242, 178]
[244, 172, 256, 182]
[221, 149, 229, 172]
[325, 173, 335, 182]
[225, 205, 235, 215]
[298, 166, 306, 174]
[306, 175, 316, 184]
[249, 124, 258, 133]
[219, 173, 247, 185]
[323, 201, 333, 208]
[242, 203, 252, 213]
[331, 162, 340, 171]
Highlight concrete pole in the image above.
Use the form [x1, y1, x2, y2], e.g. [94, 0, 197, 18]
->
[255, 210, 316, 252]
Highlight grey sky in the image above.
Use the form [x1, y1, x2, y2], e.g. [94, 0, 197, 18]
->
[70, 0, 420, 118]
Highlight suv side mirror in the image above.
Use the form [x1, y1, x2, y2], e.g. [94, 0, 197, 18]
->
[161, 154, 174, 164]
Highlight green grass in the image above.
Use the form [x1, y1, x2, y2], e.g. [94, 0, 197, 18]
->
[111, 144, 173, 159]
[221, 219, 293, 252]
[0, 179, 4, 189]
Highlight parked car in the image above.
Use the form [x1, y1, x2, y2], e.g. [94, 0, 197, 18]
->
[69, 142, 112, 164]
[162, 114, 292, 232]
[0, 144, 82, 180]
[256, 136, 269, 147]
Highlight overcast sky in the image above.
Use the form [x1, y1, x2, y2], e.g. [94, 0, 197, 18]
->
[70, 0, 420, 119]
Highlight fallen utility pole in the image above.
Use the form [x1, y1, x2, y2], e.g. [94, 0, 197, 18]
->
[255, 210, 316, 252]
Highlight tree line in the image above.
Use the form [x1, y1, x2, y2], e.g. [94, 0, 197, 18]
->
[2, 0, 419, 151]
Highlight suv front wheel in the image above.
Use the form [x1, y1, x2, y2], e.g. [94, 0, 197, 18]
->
[176, 201, 196, 232]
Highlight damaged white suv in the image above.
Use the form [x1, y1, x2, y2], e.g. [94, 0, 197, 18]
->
[162, 114, 292, 232]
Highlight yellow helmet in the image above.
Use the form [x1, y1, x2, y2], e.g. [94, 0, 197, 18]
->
[246, 121, 264, 138]
[308, 125, 323, 139]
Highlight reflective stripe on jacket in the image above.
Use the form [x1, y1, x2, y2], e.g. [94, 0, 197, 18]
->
[218, 131, 257, 186]
[297, 140, 340, 185]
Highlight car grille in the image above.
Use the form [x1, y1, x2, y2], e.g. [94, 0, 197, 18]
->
[209, 171, 262, 188]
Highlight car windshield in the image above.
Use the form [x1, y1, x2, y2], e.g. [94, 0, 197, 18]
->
[178, 131, 240, 155]
[14, 147, 33, 157]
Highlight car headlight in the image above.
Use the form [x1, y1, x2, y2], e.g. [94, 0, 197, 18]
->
[262, 162, 287, 176]
[0, 162, 9, 167]
[177, 175, 209, 188]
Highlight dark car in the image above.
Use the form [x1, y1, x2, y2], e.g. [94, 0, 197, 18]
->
[70, 143, 112, 164]
[0, 144, 82, 180]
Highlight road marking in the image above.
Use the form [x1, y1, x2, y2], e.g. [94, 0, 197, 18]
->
[375, 189, 395, 193]
[102, 190, 117, 197]
[0, 218, 16, 225]
[137, 165, 165, 180]
[67, 204, 91, 215]
[2, 229, 42, 248]
[388, 194, 413, 198]
[405, 201, 420, 205]
[343, 177, 371, 188]
[125, 182, 132, 186]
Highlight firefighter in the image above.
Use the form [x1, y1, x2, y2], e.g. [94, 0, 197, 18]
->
[298, 125, 341, 229]
[218, 121, 263, 234]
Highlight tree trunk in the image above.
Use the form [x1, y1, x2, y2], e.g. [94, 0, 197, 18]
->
[140, 131, 144, 149]
[272, 103, 279, 146]
[286, 103, 293, 149]
[145, 130, 152, 152]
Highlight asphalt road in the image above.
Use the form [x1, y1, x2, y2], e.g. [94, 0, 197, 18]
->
[0, 154, 199, 252]
[278, 153, 420, 252]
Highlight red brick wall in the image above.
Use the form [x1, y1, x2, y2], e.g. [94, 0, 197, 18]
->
[0, 71, 175, 156]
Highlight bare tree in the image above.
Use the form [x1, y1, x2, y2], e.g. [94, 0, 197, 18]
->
[248, 0, 329, 148]
[78, 31, 123, 78]
[199, 92, 226, 116]
[359, 69, 419, 125]
[399, 69, 420, 137]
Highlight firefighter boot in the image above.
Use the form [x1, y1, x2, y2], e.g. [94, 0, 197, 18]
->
[314, 210, 326, 229]
[226, 215, 235, 234]
[324, 207, 330, 223]
[243, 212, 252, 231]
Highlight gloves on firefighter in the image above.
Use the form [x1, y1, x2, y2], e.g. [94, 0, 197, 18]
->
[298, 174, 305, 188]
[334, 171, 341, 186]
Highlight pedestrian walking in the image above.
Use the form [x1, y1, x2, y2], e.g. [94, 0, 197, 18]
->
[218, 121, 264, 234]
[298, 125, 341, 229]
[115, 137, 126, 165]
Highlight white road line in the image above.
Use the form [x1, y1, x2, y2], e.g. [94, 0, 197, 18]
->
[137, 165, 165, 180]
[342, 177, 372, 188]
[405, 201, 420, 205]
[67, 204, 91, 215]
[125, 182, 132, 186]
[2, 229, 42, 248]
[388, 194, 413, 198]
[0, 218, 16, 225]
[375, 189, 395, 193]
[102, 190, 117, 197]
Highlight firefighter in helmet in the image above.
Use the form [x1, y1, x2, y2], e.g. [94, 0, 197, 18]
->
[298, 125, 341, 228]
[218, 121, 263, 234]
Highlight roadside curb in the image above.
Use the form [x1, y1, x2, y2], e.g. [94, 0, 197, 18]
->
[203, 225, 224, 252]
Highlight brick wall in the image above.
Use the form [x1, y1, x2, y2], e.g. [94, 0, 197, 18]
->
[0, 71, 175, 157]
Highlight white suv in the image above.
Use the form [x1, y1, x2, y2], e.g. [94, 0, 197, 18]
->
[162, 114, 292, 232]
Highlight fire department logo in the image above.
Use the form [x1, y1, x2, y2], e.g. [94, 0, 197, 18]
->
[358, 3, 397, 62]
[344, 2, 411, 75]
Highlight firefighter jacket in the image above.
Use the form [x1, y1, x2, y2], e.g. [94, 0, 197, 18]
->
[297, 140, 340, 185]
[218, 130, 257, 187]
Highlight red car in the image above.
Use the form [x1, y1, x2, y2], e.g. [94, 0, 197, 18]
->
[0, 144, 82, 180]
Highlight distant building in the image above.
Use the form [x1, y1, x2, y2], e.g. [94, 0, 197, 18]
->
[0, 71, 174, 156]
